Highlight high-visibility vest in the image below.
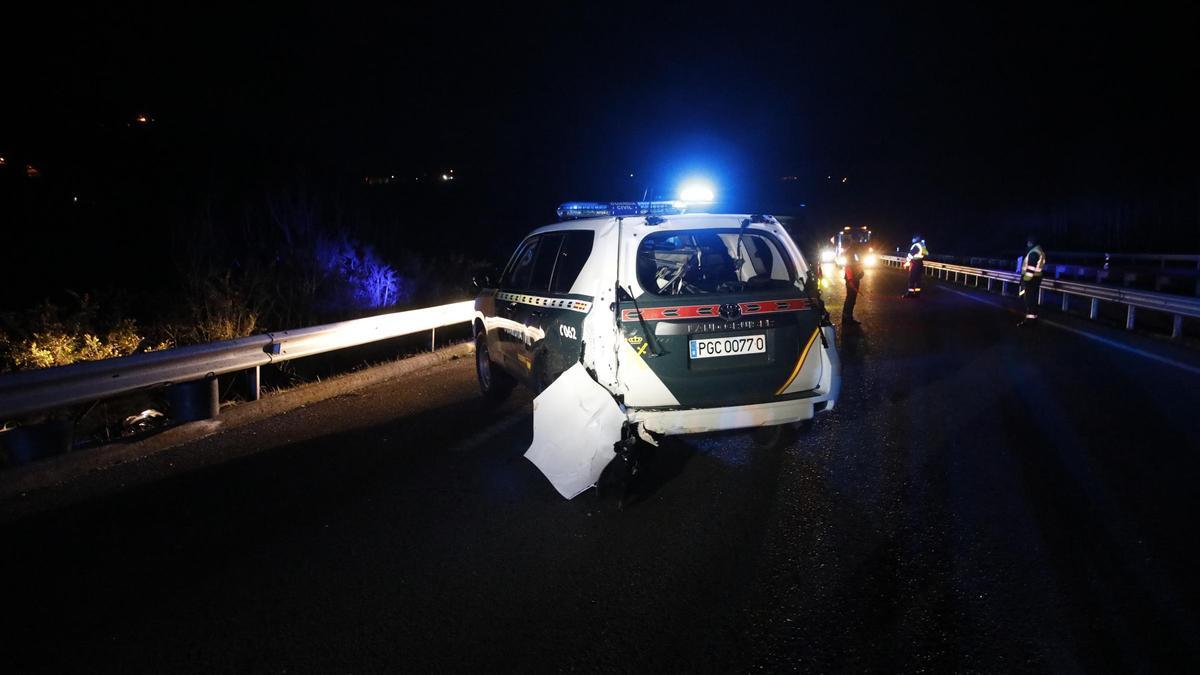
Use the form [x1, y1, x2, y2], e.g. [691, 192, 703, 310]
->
[908, 241, 927, 260]
[1023, 245, 1046, 276]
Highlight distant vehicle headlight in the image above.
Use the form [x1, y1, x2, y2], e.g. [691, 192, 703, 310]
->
[864, 253, 878, 266]
[820, 249, 835, 263]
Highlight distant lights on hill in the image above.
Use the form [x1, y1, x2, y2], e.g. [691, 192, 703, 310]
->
[128, 113, 154, 127]
[364, 169, 458, 186]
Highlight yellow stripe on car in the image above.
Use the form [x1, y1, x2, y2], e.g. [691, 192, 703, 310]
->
[775, 328, 821, 396]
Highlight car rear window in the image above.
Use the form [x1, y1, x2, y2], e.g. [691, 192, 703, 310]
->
[501, 237, 540, 289]
[636, 229, 796, 296]
[500, 230, 595, 294]
[529, 234, 561, 291]
[550, 231, 594, 294]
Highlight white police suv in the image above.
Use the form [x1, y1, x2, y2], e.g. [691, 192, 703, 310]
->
[473, 201, 840, 497]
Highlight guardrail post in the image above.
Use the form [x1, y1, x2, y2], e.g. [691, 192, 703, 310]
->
[2, 418, 74, 465]
[1001, 281, 1009, 295]
[1090, 298, 1099, 319]
[167, 376, 220, 422]
[1037, 287, 1045, 305]
[1061, 293, 1069, 312]
[1172, 315, 1183, 339]
[1125, 305, 1136, 330]
[245, 366, 261, 402]
[431, 327, 437, 351]
[987, 278, 993, 292]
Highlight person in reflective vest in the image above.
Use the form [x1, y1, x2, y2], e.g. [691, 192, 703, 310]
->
[1018, 236, 1046, 326]
[842, 242, 863, 325]
[904, 235, 927, 297]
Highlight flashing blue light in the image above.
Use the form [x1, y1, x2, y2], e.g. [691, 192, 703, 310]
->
[678, 180, 716, 204]
[556, 201, 688, 220]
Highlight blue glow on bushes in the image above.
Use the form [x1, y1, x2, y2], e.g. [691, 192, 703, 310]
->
[317, 237, 410, 309]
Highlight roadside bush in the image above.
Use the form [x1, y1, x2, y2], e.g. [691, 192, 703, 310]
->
[0, 296, 168, 373]
[317, 235, 410, 310]
[167, 269, 261, 345]
[1, 187, 491, 373]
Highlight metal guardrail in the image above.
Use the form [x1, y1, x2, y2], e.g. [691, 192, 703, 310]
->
[0, 301, 476, 421]
[1051, 251, 1200, 266]
[933, 251, 1200, 267]
[926, 251, 1200, 296]
[881, 256, 1200, 338]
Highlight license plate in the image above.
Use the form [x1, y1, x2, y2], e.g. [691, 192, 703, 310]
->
[689, 334, 767, 359]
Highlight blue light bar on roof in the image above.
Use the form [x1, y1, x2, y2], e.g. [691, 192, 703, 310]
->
[556, 201, 688, 220]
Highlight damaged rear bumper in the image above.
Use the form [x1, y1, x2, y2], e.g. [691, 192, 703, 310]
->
[627, 325, 840, 436]
[628, 393, 834, 435]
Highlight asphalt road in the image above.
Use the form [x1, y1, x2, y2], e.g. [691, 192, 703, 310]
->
[3, 266, 1199, 673]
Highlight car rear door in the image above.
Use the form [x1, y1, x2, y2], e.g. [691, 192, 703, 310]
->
[494, 236, 540, 373]
[497, 231, 597, 391]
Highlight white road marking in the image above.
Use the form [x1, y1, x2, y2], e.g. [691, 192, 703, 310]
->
[940, 285, 1200, 377]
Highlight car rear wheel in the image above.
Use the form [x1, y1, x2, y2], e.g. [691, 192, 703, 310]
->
[751, 423, 797, 449]
[476, 332, 514, 403]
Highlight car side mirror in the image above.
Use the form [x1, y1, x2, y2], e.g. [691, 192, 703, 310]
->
[472, 269, 496, 290]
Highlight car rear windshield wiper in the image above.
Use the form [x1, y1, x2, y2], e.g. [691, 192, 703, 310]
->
[617, 285, 665, 356]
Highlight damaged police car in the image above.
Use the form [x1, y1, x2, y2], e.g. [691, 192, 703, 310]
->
[473, 200, 840, 498]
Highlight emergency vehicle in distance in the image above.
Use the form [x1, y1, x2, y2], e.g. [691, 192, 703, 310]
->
[472, 199, 841, 496]
[820, 225, 877, 267]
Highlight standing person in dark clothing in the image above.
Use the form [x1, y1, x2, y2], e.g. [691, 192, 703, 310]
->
[842, 242, 863, 325]
[1018, 236, 1047, 326]
[904, 235, 927, 297]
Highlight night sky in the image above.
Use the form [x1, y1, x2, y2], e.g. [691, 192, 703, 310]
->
[3, 3, 1197, 308]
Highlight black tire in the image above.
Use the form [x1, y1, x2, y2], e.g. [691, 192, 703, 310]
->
[751, 423, 799, 449]
[475, 332, 514, 403]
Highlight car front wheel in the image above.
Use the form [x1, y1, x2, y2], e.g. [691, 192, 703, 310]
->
[476, 332, 514, 403]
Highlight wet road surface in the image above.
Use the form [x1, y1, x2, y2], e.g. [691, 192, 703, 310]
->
[2, 266, 1198, 672]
